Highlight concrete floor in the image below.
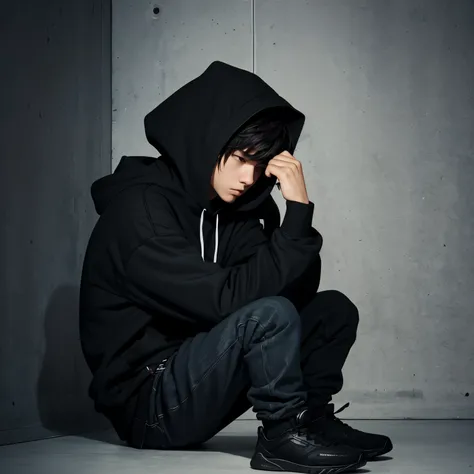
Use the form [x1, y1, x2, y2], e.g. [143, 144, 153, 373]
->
[1, 420, 473, 474]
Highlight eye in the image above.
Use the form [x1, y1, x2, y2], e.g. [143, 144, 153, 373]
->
[234, 154, 264, 170]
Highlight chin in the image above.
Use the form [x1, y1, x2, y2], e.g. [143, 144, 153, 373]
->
[222, 194, 236, 203]
[215, 189, 237, 203]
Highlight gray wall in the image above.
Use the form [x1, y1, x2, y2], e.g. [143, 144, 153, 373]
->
[0, 1, 112, 444]
[112, 0, 474, 419]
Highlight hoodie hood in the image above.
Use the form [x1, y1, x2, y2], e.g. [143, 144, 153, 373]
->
[91, 156, 159, 215]
[143, 60, 305, 214]
[92, 61, 305, 216]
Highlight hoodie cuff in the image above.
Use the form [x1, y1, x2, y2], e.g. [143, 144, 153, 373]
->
[281, 200, 315, 238]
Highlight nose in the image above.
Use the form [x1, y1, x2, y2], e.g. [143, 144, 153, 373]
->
[241, 167, 258, 187]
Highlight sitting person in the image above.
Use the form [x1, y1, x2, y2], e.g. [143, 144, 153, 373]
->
[79, 61, 392, 473]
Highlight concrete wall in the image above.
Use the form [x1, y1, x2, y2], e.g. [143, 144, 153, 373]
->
[112, 0, 474, 420]
[0, 1, 112, 444]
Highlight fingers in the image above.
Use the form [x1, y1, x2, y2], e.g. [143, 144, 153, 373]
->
[264, 151, 302, 178]
[265, 161, 298, 180]
[264, 151, 308, 203]
[271, 151, 302, 167]
[278, 150, 294, 159]
[277, 150, 298, 161]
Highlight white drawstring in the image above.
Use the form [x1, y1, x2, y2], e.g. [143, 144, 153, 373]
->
[200, 209, 219, 263]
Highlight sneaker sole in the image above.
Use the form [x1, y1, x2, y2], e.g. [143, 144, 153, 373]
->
[250, 452, 366, 473]
[363, 438, 394, 460]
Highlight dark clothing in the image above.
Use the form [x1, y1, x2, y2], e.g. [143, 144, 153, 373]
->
[111, 290, 358, 449]
[79, 61, 323, 417]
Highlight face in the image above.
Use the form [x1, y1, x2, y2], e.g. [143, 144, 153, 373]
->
[210, 148, 265, 202]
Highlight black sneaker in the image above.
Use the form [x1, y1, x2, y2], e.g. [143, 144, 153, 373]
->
[250, 408, 366, 473]
[309, 403, 393, 460]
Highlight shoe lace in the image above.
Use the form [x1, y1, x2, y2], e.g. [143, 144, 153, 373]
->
[293, 405, 353, 446]
[290, 412, 330, 444]
[330, 402, 356, 432]
[303, 402, 355, 445]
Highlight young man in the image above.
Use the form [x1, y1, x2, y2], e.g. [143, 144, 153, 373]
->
[80, 61, 392, 473]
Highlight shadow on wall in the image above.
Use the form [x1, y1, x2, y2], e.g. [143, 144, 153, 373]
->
[37, 285, 111, 439]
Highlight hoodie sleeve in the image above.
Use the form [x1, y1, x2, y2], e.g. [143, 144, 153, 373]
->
[124, 200, 322, 325]
[225, 200, 318, 266]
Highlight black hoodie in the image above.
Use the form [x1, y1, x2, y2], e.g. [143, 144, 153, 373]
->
[79, 61, 323, 421]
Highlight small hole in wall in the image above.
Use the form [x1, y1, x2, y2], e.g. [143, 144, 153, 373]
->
[153, 6, 160, 15]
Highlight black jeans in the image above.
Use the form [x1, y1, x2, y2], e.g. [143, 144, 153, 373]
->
[139, 290, 359, 449]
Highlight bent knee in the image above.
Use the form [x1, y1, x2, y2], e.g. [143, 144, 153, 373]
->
[259, 295, 299, 313]
[325, 290, 359, 328]
[251, 295, 300, 325]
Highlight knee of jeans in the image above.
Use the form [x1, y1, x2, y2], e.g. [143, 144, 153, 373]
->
[254, 295, 300, 327]
[326, 290, 359, 330]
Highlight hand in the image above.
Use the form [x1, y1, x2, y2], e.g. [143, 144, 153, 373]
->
[265, 151, 310, 204]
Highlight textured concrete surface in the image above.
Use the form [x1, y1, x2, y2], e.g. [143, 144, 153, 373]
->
[1, 420, 473, 474]
[0, 0, 111, 444]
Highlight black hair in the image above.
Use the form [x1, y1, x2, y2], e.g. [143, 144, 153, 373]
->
[216, 109, 292, 171]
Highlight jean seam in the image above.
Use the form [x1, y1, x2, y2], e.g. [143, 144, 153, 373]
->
[156, 339, 239, 418]
[156, 316, 266, 419]
[260, 337, 271, 386]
